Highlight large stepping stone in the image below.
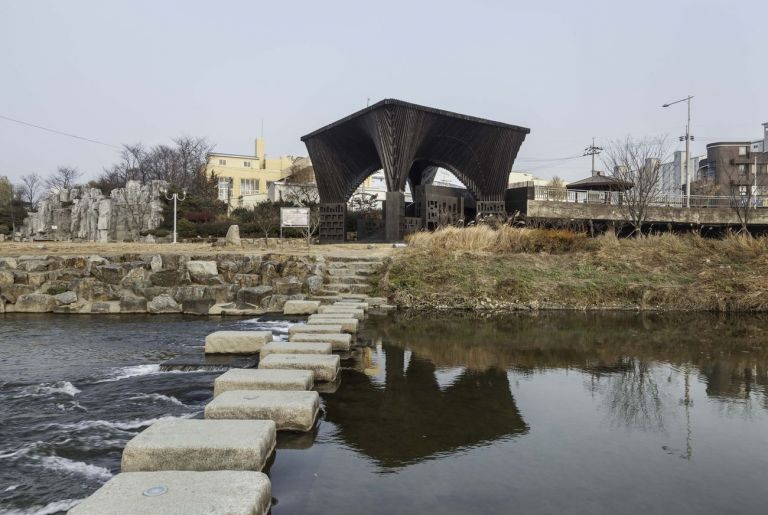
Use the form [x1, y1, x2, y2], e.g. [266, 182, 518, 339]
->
[334, 301, 368, 311]
[121, 419, 275, 472]
[304, 312, 359, 319]
[307, 316, 358, 333]
[287, 324, 343, 335]
[283, 300, 321, 315]
[289, 332, 352, 351]
[260, 341, 332, 357]
[205, 390, 320, 432]
[214, 369, 314, 397]
[68, 470, 271, 515]
[205, 331, 272, 354]
[259, 353, 340, 382]
[316, 306, 364, 319]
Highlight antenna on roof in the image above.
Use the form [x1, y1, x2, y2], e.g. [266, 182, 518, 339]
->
[367, 98, 370, 107]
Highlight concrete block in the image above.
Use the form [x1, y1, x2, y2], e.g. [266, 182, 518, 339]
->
[334, 301, 369, 311]
[214, 369, 313, 397]
[287, 324, 343, 335]
[260, 341, 332, 357]
[289, 332, 352, 351]
[205, 390, 320, 432]
[205, 331, 272, 354]
[121, 419, 275, 472]
[67, 470, 271, 515]
[283, 300, 321, 315]
[306, 316, 358, 333]
[259, 353, 340, 382]
[316, 306, 364, 319]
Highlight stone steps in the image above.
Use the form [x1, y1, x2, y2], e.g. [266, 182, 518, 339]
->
[322, 283, 372, 294]
[324, 275, 370, 285]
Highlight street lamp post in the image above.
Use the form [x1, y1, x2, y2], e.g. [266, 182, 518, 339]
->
[662, 95, 694, 208]
[163, 189, 187, 244]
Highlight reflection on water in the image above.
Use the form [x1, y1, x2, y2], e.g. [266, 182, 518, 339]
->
[2, 312, 768, 514]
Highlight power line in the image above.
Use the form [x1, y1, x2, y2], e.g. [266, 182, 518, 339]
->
[0, 114, 121, 149]
[516, 154, 584, 162]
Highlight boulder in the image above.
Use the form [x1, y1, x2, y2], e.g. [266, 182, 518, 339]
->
[0, 257, 17, 270]
[149, 254, 163, 272]
[54, 291, 78, 305]
[120, 294, 148, 313]
[150, 269, 187, 287]
[18, 260, 49, 272]
[225, 224, 241, 246]
[14, 293, 57, 313]
[92, 264, 126, 285]
[273, 277, 302, 295]
[304, 275, 324, 294]
[147, 294, 181, 314]
[121, 267, 150, 288]
[1, 284, 36, 303]
[263, 294, 289, 312]
[0, 270, 13, 288]
[237, 286, 273, 307]
[91, 301, 120, 313]
[187, 261, 220, 283]
[233, 274, 261, 288]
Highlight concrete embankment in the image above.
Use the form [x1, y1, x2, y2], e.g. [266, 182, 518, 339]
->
[0, 252, 384, 315]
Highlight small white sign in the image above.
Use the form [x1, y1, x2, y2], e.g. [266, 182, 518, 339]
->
[281, 207, 310, 228]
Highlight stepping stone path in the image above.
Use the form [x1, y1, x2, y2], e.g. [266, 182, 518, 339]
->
[74, 292, 389, 513]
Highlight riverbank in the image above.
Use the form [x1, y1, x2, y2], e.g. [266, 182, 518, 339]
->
[376, 227, 768, 312]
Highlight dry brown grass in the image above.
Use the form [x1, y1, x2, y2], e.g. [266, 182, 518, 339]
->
[406, 226, 594, 254]
[381, 227, 768, 312]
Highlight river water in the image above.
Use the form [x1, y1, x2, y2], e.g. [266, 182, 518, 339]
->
[1, 312, 767, 514]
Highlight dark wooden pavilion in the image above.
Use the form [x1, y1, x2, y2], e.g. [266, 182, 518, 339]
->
[301, 99, 530, 241]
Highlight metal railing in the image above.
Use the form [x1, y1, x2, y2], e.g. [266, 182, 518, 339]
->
[532, 186, 768, 209]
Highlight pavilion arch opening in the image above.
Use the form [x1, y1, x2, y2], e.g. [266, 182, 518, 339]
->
[406, 160, 478, 231]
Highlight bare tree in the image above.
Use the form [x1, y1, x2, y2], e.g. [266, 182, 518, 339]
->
[602, 136, 669, 236]
[20, 172, 43, 209]
[252, 201, 280, 245]
[719, 156, 767, 235]
[281, 182, 319, 206]
[46, 166, 83, 191]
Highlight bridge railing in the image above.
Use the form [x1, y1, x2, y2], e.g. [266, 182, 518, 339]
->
[531, 186, 768, 209]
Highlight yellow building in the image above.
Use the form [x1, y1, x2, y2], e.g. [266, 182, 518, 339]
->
[205, 138, 303, 210]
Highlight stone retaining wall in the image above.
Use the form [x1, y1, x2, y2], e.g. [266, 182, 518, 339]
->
[0, 253, 326, 315]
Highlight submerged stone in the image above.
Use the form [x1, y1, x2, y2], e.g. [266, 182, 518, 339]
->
[205, 390, 320, 432]
[67, 470, 271, 515]
[121, 419, 276, 472]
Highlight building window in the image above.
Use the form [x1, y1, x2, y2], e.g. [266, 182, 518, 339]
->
[218, 179, 230, 201]
[738, 164, 747, 175]
[218, 159, 227, 166]
[739, 146, 747, 156]
[240, 179, 259, 196]
[244, 161, 251, 167]
[739, 185, 748, 196]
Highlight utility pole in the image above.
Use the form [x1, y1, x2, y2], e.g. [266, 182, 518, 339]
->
[583, 137, 603, 176]
[663, 96, 694, 207]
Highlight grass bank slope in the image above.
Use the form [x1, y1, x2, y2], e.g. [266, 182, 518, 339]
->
[377, 226, 768, 312]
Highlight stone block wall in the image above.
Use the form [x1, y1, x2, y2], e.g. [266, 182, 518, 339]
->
[0, 253, 326, 315]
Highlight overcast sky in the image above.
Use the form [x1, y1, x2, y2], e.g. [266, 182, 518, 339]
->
[1, 0, 767, 184]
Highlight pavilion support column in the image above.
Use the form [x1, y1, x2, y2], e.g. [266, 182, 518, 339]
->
[384, 191, 405, 242]
[319, 203, 346, 243]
